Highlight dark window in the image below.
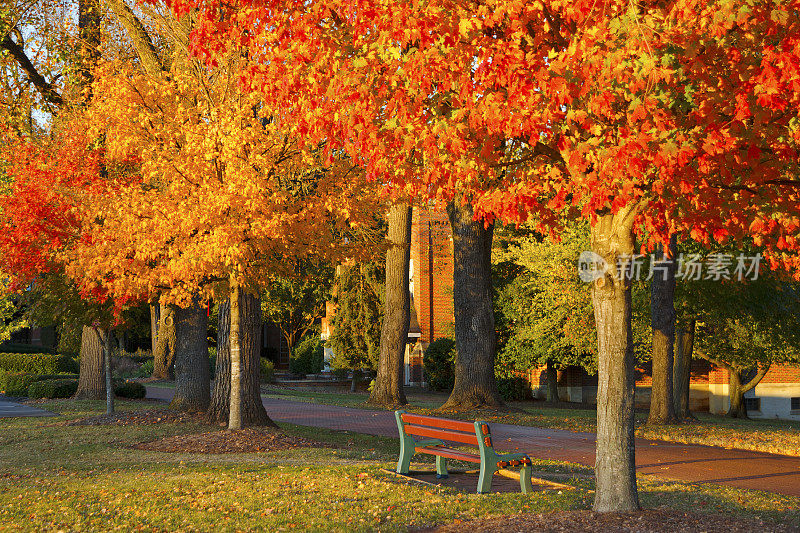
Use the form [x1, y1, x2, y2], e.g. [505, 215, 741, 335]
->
[791, 397, 800, 411]
[744, 397, 761, 412]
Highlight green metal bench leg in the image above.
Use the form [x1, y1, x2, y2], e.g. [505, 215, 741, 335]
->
[519, 463, 533, 494]
[397, 436, 414, 474]
[435, 456, 449, 479]
[477, 463, 495, 494]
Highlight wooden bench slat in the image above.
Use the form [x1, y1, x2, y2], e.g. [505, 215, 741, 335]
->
[415, 446, 482, 463]
[401, 413, 475, 433]
[402, 423, 479, 446]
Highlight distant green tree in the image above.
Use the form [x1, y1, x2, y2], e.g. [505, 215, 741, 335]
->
[493, 222, 652, 402]
[493, 223, 597, 401]
[261, 262, 334, 357]
[327, 262, 383, 391]
[676, 252, 800, 418]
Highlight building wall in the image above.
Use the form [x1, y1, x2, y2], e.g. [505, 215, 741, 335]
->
[410, 206, 454, 345]
[707, 365, 800, 420]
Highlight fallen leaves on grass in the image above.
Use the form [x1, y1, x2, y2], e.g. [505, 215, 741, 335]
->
[420, 509, 795, 532]
[65, 409, 205, 426]
[132, 427, 332, 454]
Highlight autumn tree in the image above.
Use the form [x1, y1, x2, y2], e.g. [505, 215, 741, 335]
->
[159, 0, 800, 512]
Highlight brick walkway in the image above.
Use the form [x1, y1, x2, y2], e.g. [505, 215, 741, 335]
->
[146, 385, 800, 498]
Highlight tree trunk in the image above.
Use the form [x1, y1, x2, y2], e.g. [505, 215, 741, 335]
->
[648, 236, 678, 425]
[727, 363, 770, 419]
[209, 292, 274, 427]
[673, 319, 695, 419]
[590, 210, 640, 512]
[152, 304, 176, 379]
[149, 303, 160, 352]
[101, 327, 114, 415]
[169, 300, 210, 412]
[545, 360, 559, 402]
[727, 371, 747, 419]
[369, 203, 412, 408]
[441, 199, 503, 410]
[74, 325, 106, 400]
[229, 284, 243, 429]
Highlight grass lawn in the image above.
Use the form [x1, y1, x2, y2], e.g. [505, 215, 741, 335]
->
[259, 384, 800, 457]
[0, 399, 798, 531]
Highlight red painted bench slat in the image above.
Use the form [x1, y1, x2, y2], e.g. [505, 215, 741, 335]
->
[400, 413, 476, 433]
[401, 423, 480, 446]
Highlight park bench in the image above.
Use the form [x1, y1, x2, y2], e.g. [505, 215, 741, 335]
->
[394, 410, 533, 494]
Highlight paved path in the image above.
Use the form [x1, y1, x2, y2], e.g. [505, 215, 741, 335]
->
[0, 397, 56, 418]
[146, 386, 800, 498]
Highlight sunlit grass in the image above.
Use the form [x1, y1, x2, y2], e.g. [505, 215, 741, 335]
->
[0, 398, 798, 531]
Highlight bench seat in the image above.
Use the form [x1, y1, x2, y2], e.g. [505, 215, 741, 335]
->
[395, 410, 533, 494]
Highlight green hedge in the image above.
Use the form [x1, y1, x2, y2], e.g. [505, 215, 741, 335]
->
[0, 353, 79, 374]
[0, 372, 79, 396]
[423, 338, 456, 391]
[114, 381, 147, 399]
[290, 335, 325, 376]
[27, 379, 78, 399]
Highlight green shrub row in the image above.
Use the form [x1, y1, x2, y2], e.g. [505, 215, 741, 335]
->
[0, 372, 78, 396]
[27, 379, 78, 399]
[0, 353, 79, 374]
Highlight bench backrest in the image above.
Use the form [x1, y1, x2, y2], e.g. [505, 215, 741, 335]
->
[398, 412, 493, 448]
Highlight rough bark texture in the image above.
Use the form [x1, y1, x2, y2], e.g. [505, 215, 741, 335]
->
[590, 210, 641, 512]
[75, 325, 107, 400]
[152, 304, 176, 379]
[149, 303, 160, 352]
[648, 236, 678, 425]
[545, 360, 559, 402]
[673, 319, 695, 419]
[208, 294, 274, 427]
[229, 285, 243, 429]
[369, 203, 412, 408]
[169, 301, 210, 412]
[441, 200, 504, 410]
[102, 328, 114, 415]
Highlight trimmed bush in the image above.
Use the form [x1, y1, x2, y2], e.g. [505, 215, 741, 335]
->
[496, 376, 529, 401]
[0, 372, 76, 396]
[140, 359, 154, 376]
[260, 358, 275, 383]
[114, 381, 147, 399]
[27, 379, 78, 399]
[423, 338, 456, 391]
[290, 335, 325, 376]
[0, 352, 79, 374]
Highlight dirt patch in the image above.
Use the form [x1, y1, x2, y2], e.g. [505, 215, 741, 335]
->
[419, 509, 795, 533]
[132, 427, 332, 454]
[64, 408, 207, 427]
